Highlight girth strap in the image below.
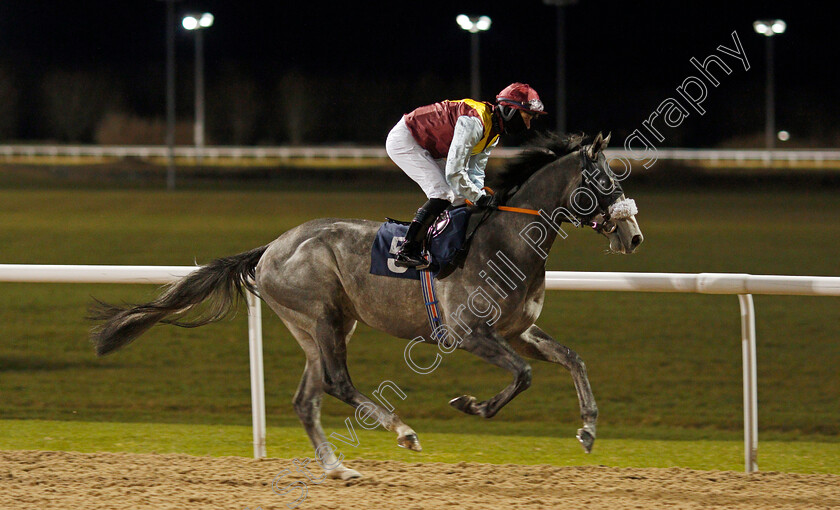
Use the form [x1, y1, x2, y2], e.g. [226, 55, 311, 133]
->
[419, 269, 445, 341]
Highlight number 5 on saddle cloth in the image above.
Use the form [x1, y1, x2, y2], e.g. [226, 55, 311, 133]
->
[369, 206, 472, 281]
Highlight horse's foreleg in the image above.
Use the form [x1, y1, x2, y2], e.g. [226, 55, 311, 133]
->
[508, 324, 598, 453]
[449, 332, 532, 418]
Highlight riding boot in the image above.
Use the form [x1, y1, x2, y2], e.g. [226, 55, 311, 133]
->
[394, 198, 451, 269]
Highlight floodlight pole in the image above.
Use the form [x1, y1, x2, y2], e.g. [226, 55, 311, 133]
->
[753, 19, 785, 150]
[543, 0, 577, 134]
[470, 32, 480, 99]
[161, 0, 180, 190]
[555, 6, 567, 134]
[194, 27, 206, 153]
[183, 13, 214, 162]
[764, 35, 775, 150]
[456, 15, 491, 99]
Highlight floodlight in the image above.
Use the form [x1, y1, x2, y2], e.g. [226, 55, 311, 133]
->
[456, 14, 491, 33]
[182, 16, 199, 30]
[475, 16, 492, 31]
[753, 19, 785, 37]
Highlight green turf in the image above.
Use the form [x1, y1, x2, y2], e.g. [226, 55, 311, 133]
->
[1, 187, 839, 472]
[2, 419, 839, 474]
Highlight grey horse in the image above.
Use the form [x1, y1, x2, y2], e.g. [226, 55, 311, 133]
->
[90, 132, 643, 480]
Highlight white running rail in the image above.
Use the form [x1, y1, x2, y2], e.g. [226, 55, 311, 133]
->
[545, 271, 840, 473]
[2, 265, 839, 471]
[3, 144, 840, 165]
[0, 264, 266, 459]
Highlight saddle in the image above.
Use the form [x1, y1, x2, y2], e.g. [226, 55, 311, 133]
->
[370, 206, 476, 281]
[433, 206, 490, 279]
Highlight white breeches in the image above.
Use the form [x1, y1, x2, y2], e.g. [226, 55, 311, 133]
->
[386, 118, 461, 204]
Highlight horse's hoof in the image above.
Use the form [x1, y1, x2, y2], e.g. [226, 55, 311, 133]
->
[449, 395, 479, 415]
[326, 467, 362, 480]
[398, 432, 422, 452]
[576, 427, 595, 454]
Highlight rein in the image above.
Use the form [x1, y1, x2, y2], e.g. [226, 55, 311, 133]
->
[465, 188, 541, 216]
[496, 205, 541, 216]
[491, 202, 610, 231]
[467, 146, 633, 233]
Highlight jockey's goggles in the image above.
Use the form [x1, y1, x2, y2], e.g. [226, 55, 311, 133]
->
[497, 97, 546, 114]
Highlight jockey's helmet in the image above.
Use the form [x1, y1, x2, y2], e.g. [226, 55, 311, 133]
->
[495, 83, 546, 121]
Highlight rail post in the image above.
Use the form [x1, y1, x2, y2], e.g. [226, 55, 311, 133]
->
[247, 290, 267, 458]
[738, 294, 758, 473]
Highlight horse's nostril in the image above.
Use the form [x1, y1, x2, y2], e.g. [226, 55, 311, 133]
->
[631, 234, 643, 249]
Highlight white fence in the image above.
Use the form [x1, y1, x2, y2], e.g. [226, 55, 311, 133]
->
[0, 265, 268, 457]
[2, 264, 840, 472]
[3, 144, 840, 166]
[545, 272, 840, 473]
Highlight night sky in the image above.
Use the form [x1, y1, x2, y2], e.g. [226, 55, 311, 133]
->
[0, 1, 835, 147]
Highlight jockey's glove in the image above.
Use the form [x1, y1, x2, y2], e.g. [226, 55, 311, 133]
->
[475, 193, 499, 209]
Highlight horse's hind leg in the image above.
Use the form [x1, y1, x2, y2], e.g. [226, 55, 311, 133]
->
[256, 238, 418, 459]
[283, 323, 362, 480]
[315, 315, 422, 452]
[508, 324, 598, 453]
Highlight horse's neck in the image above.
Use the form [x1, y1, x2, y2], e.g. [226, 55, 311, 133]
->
[506, 151, 580, 213]
[475, 153, 581, 277]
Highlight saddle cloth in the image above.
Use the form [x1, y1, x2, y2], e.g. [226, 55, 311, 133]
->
[370, 206, 471, 280]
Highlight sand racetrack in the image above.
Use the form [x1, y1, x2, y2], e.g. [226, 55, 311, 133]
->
[2, 450, 839, 510]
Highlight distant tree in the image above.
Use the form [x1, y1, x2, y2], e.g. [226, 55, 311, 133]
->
[310, 74, 394, 143]
[320, 73, 460, 144]
[208, 66, 262, 145]
[407, 73, 457, 109]
[94, 112, 193, 145]
[339, 75, 383, 142]
[276, 70, 320, 145]
[0, 64, 19, 140]
[40, 69, 126, 142]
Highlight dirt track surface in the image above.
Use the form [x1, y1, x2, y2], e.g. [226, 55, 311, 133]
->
[2, 450, 839, 510]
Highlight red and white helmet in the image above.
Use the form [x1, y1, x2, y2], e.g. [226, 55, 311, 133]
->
[496, 82, 546, 121]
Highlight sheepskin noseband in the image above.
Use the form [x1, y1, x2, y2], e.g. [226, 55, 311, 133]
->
[608, 198, 638, 220]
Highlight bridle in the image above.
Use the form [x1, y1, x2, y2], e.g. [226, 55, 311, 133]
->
[468, 146, 625, 235]
[578, 147, 624, 234]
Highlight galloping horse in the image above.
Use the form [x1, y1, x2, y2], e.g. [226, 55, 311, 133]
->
[90, 132, 643, 479]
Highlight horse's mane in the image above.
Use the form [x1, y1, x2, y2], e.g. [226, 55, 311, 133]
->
[490, 132, 590, 201]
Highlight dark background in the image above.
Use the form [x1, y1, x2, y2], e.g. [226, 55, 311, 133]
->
[0, 1, 834, 147]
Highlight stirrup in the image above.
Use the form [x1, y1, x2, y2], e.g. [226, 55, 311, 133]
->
[393, 251, 430, 270]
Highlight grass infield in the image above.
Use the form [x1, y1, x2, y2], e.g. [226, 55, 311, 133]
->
[3, 419, 839, 474]
[0, 187, 838, 472]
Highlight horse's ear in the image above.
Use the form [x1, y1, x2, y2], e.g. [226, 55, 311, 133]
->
[603, 132, 611, 148]
[587, 132, 604, 159]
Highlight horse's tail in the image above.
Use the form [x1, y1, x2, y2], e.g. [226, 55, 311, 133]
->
[89, 245, 269, 356]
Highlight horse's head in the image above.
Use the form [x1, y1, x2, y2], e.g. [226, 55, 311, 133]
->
[576, 132, 644, 254]
[493, 131, 643, 254]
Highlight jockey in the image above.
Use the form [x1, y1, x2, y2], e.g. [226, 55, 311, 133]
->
[386, 82, 546, 269]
